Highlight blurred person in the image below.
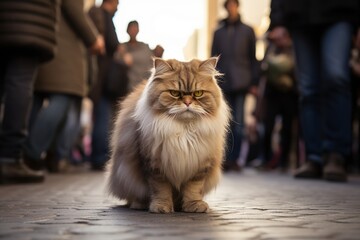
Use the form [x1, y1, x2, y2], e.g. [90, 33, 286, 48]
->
[270, 0, 360, 181]
[88, 0, 122, 170]
[23, 0, 104, 172]
[117, 20, 164, 92]
[211, 0, 259, 172]
[256, 30, 298, 172]
[0, 0, 58, 184]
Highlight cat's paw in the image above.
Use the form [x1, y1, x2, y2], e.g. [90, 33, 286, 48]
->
[182, 200, 209, 213]
[149, 201, 174, 214]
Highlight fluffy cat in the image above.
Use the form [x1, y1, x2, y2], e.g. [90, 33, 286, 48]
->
[107, 57, 230, 213]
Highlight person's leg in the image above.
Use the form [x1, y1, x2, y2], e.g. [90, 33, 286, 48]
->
[232, 94, 246, 162]
[28, 93, 46, 131]
[262, 95, 278, 168]
[321, 22, 353, 181]
[292, 30, 323, 165]
[48, 96, 82, 172]
[55, 97, 82, 160]
[278, 94, 297, 170]
[0, 56, 39, 159]
[90, 96, 113, 170]
[0, 56, 44, 184]
[224, 93, 245, 171]
[24, 93, 72, 167]
[291, 30, 323, 178]
[321, 21, 353, 157]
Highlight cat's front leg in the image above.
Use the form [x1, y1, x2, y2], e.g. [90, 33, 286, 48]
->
[148, 175, 174, 213]
[181, 176, 209, 213]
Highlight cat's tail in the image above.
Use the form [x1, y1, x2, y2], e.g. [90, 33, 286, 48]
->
[105, 104, 150, 205]
[106, 154, 149, 204]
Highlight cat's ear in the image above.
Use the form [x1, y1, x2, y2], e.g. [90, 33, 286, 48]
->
[153, 57, 172, 75]
[199, 57, 218, 72]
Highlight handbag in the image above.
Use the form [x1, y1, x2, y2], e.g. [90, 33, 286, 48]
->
[103, 58, 129, 101]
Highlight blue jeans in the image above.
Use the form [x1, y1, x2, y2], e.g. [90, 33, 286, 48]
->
[55, 98, 82, 161]
[25, 93, 75, 161]
[224, 93, 245, 163]
[90, 96, 114, 168]
[0, 56, 39, 160]
[291, 22, 353, 164]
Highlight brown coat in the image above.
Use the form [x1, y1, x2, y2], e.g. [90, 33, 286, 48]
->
[0, 0, 58, 62]
[34, 0, 98, 97]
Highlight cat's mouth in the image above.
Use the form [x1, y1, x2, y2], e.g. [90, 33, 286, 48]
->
[168, 106, 204, 119]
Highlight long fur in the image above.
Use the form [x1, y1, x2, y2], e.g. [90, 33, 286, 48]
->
[107, 57, 230, 213]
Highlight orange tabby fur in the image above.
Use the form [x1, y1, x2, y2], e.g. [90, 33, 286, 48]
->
[107, 57, 230, 213]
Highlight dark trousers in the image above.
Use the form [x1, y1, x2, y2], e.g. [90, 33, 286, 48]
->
[90, 96, 115, 168]
[292, 22, 353, 163]
[0, 56, 39, 159]
[224, 93, 245, 163]
[25, 93, 77, 161]
[263, 91, 297, 168]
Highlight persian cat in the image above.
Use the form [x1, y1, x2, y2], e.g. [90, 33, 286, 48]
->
[107, 57, 230, 213]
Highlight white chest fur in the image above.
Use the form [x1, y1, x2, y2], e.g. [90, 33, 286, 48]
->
[143, 116, 216, 188]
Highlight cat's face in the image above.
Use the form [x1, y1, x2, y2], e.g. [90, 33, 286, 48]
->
[146, 58, 223, 121]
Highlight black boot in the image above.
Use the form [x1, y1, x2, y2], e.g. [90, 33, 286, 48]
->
[0, 158, 45, 184]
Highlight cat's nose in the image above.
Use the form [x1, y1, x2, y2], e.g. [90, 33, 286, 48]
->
[183, 96, 192, 106]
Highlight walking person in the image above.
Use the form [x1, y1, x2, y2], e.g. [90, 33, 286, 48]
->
[257, 30, 298, 172]
[0, 0, 58, 183]
[269, 0, 360, 181]
[211, 0, 259, 172]
[23, 0, 104, 172]
[88, 0, 131, 170]
[118, 20, 164, 92]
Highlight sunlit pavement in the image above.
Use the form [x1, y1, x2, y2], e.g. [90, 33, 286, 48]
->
[1, 168, 360, 240]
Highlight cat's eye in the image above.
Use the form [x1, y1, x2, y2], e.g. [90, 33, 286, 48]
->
[193, 90, 204, 97]
[170, 90, 180, 97]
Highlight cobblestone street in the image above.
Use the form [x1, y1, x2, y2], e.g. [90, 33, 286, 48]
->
[1, 169, 360, 240]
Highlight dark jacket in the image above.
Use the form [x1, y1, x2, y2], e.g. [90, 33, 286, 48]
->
[88, 6, 120, 102]
[211, 16, 258, 93]
[0, 0, 58, 62]
[270, 0, 360, 30]
[34, 0, 98, 97]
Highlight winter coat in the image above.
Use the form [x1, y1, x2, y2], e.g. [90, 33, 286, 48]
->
[211, 16, 259, 94]
[0, 0, 58, 62]
[34, 0, 98, 97]
[270, 0, 360, 30]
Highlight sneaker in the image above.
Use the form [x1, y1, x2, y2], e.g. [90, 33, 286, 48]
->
[294, 161, 322, 179]
[0, 158, 45, 184]
[323, 153, 347, 182]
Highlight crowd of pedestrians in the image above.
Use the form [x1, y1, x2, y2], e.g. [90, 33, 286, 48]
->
[1, 0, 359, 185]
